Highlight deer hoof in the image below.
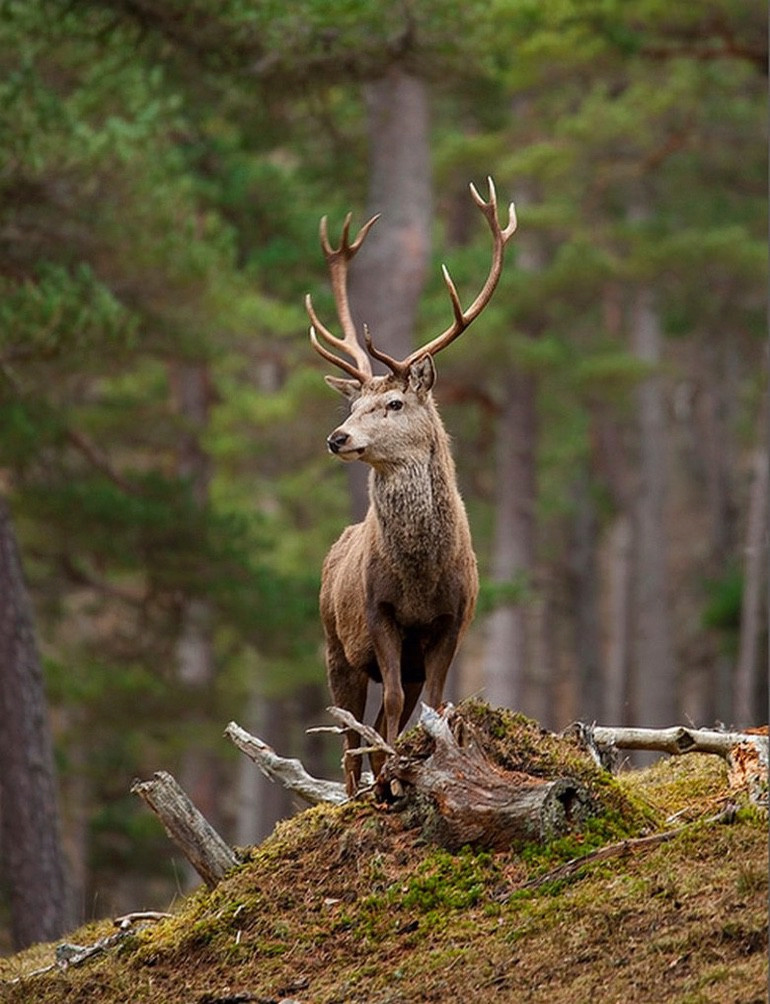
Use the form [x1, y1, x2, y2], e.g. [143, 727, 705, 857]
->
[389, 777, 404, 799]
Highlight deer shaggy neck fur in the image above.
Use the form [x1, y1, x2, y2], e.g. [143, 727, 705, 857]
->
[371, 411, 466, 589]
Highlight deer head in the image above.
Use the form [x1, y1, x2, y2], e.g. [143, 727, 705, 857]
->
[306, 177, 517, 466]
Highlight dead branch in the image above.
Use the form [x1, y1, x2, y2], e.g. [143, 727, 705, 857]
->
[225, 721, 348, 805]
[6, 912, 171, 983]
[313, 705, 396, 757]
[131, 771, 240, 887]
[569, 723, 768, 808]
[65, 428, 137, 494]
[585, 724, 768, 758]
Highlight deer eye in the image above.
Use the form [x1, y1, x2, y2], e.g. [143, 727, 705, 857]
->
[386, 398, 403, 412]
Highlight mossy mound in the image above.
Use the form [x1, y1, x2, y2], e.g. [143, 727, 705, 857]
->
[1, 704, 766, 1004]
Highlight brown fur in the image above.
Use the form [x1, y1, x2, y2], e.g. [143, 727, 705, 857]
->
[320, 359, 478, 794]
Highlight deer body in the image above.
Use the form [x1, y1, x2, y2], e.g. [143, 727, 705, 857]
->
[307, 179, 516, 794]
[320, 371, 478, 789]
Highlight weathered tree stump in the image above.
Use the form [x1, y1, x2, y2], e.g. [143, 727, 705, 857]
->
[379, 705, 590, 851]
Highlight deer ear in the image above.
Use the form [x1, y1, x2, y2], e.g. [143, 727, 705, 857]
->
[325, 375, 362, 400]
[407, 355, 436, 395]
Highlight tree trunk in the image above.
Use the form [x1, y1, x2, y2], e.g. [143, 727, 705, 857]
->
[593, 287, 634, 726]
[482, 192, 543, 715]
[569, 470, 603, 723]
[58, 712, 91, 936]
[695, 339, 739, 724]
[233, 690, 295, 845]
[168, 360, 223, 884]
[346, 65, 432, 519]
[630, 283, 675, 727]
[483, 375, 537, 712]
[602, 515, 633, 724]
[734, 442, 768, 725]
[0, 497, 72, 949]
[699, 341, 739, 566]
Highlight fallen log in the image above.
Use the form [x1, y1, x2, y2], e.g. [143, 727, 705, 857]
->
[569, 722, 768, 807]
[585, 723, 767, 758]
[131, 771, 240, 887]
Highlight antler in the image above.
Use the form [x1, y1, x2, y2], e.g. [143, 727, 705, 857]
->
[366, 177, 517, 377]
[306, 212, 380, 383]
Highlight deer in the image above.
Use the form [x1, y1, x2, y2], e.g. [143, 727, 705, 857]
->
[306, 178, 517, 796]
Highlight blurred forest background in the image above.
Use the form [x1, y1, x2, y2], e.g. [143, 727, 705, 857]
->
[0, 0, 766, 950]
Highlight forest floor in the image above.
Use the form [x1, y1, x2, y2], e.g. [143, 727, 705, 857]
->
[1, 703, 767, 1004]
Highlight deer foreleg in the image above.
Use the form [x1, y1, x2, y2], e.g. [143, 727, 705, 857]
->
[422, 619, 462, 712]
[371, 679, 422, 778]
[370, 615, 404, 747]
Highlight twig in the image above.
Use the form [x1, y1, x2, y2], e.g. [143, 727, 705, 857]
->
[5, 912, 171, 983]
[521, 804, 737, 893]
[323, 706, 395, 755]
[114, 911, 173, 929]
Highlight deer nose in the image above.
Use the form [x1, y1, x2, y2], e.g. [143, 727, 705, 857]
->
[327, 430, 350, 454]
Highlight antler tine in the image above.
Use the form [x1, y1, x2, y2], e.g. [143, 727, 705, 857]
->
[307, 212, 381, 383]
[309, 324, 370, 383]
[305, 291, 361, 368]
[304, 295, 368, 383]
[391, 177, 516, 374]
[470, 175, 518, 241]
[362, 323, 401, 373]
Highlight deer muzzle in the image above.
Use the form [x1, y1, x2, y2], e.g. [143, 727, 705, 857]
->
[327, 429, 351, 454]
[327, 428, 365, 459]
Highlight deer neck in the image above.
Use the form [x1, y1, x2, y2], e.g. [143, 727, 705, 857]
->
[369, 431, 461, 572]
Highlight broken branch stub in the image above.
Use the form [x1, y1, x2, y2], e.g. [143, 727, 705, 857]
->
[322, 705, 395, 756]
[131, 771, 239, 887]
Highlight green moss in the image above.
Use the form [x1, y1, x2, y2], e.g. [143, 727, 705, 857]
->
[399, 847, 495, 911]
[616, 750, 730, 820]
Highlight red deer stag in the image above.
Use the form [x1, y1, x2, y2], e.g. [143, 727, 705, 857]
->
[306, 178, 517, 795]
